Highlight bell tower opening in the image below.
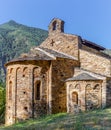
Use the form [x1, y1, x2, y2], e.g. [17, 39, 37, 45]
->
[53, 21, 57, 31]
[48, 18, 64, 34]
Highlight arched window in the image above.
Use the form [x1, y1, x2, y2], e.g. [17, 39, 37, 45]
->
[72, 92, 78, 105]
[9, 81, 12, 100]
[35, 81, 41, 100]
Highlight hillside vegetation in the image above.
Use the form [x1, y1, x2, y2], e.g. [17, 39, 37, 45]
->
[0, 20, 48, 82]
[1, 108, 111, 130]
[0, 85, 5, 124]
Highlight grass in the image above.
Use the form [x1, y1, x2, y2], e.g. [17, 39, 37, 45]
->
[1, 108, 111, 130]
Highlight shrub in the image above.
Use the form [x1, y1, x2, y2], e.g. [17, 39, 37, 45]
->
[0, 85, 6, 124]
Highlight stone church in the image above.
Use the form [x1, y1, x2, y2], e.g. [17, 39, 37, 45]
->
[5, 18, 111, 125]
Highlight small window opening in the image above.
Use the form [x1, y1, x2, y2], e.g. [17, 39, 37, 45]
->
[59, 91, 62, 94]
[35, 81, 41, 100]
[42, 74, 45, 78]
[9, 81, 12, 100]
[61, 74, 64, 77]
[59, 106, 61, 109]
[24, 107, 28, 111]
[23, 91, 26, 94]
[72, 92, 78, 105]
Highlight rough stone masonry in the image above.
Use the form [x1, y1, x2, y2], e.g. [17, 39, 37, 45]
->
[5, 18, 111, 125]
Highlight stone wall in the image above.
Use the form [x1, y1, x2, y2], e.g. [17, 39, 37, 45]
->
[33, 61, 51, 117]
[51, 58, 79, 113]
[5, 67, 16, 125]
[16, 65, 32, 121]
[40, 33, 80, 59]
[66, 80, 102, 113]
[5, 18, 111, 125]
[80, 48, 111, 77]
[5, 64, 33, 125]
[106, 77, 111, 107]
[74, 68, 107, 108]
[5, 60, 51, 125]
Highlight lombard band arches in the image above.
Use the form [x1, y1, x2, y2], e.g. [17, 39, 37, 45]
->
[16, 67, 21, 73]
[33, 67, 41, 78]
[69, 84, 81, 91]
[23, 67, 28, 77]
[93, 84, 100, 90]
[75, 84, 81, 91]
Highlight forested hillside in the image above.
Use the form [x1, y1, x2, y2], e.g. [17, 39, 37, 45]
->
[0, 20, 48, 83]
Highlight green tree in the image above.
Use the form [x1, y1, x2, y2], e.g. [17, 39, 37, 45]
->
[0, 85, 5, 124]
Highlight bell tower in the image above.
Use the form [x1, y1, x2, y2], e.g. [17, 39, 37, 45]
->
[48, 18, 64, 35]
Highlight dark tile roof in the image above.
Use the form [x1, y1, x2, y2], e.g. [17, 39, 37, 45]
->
[66, 73, 101, 81]
[82, 39, 105, 51]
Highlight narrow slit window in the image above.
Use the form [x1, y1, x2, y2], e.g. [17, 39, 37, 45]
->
[35, 81, 41, 100]
[9, 81, 12, 100]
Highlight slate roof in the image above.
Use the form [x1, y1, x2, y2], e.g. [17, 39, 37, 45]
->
[38, 47, 78, 60]
[66, 73, 101, 81]
[5, 47, 78, 66]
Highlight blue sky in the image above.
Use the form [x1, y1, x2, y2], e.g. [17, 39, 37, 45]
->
[0, 0, 111, 48]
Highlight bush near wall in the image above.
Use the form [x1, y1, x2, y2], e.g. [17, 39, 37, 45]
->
[0, 85, 5, 124]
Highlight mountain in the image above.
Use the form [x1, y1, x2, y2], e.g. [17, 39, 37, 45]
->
[0, 20, 48, 83]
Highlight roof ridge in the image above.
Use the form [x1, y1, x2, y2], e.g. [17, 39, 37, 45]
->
[51, 48, 78, 60]
[39, 47, 78, 60]
[66, 72, 102, 81]
[34, 47, 56, 60]
[78, 68, 107, 78]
